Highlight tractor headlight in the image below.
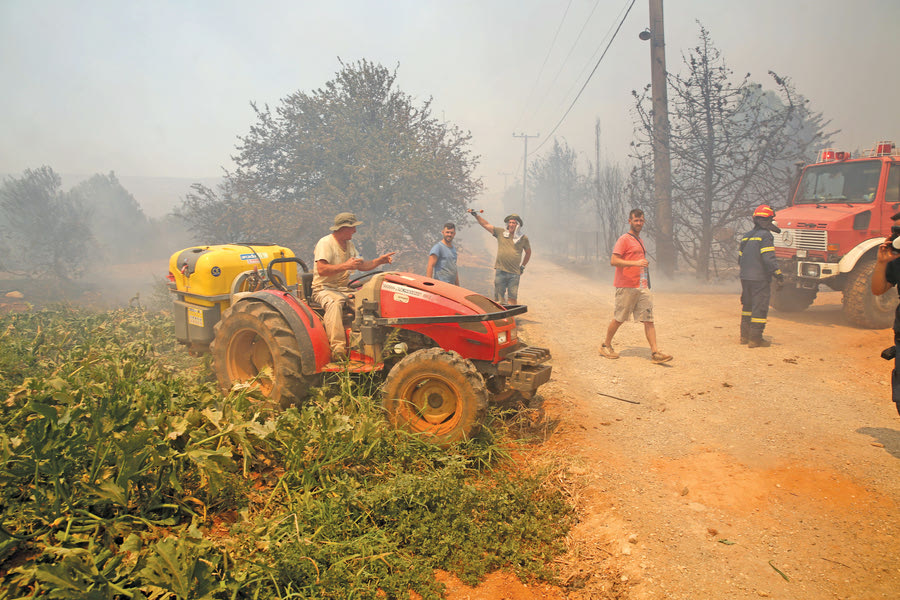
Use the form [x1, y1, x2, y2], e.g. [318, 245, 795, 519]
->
[497, 331, 508, 344]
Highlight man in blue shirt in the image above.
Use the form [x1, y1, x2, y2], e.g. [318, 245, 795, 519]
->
[426, 223, 459, 285]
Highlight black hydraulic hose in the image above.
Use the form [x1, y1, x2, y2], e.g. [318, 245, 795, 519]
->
[267, 257, 309, 292]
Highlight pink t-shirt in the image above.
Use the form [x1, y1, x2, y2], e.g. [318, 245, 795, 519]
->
[612, 233, 647, 289]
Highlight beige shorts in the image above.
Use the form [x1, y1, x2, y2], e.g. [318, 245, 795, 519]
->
[613, 287, 654, 323]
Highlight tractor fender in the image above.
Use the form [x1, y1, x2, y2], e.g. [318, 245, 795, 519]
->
[839, 238, 885, 273]
[239, 291, 330, 376]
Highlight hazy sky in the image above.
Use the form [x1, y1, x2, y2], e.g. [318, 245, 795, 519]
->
[2, 0, 898, 203]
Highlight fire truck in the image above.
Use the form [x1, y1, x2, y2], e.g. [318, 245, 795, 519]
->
[771, 141, 900, 328]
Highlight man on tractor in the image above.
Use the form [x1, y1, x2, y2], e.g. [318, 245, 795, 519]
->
[312, 212, 395, 360]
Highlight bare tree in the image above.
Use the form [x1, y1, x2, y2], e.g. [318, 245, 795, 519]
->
[630, 24, 833, 279]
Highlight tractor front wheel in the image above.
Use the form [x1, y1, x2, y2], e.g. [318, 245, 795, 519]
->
[210, 300, 312, 408]
[382, 348, 488, 446]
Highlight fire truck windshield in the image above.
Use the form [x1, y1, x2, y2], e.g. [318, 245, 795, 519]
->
[795, 161, 883, 205]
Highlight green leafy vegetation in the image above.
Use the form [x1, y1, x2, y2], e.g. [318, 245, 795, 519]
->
[0, 307, 573, 599]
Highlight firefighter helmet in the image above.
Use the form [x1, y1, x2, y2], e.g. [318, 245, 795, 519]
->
[753, 205, 775, 219]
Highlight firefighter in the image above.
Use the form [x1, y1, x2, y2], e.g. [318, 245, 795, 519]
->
[739, 205, 784, 347]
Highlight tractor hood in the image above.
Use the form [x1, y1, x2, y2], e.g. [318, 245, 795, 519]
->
[368, 272, 511, 321]
[353, 271, 523, 363]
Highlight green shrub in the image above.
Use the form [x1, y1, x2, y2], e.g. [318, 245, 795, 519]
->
[0, 307, 573, 599]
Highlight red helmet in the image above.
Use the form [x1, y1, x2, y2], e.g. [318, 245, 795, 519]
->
[753, 204, 775, 219]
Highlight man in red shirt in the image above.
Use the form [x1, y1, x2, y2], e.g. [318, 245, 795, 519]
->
[599, 209, 673, 364]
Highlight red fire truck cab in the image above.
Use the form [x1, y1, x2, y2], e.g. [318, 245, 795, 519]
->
[772, 141, 900, 328]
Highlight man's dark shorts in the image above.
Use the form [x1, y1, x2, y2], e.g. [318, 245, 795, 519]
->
[494, 270, 520, 302]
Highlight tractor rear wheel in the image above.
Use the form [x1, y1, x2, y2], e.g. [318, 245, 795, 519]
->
[210, 300, 312, 408]
[382, 348, 488, 446]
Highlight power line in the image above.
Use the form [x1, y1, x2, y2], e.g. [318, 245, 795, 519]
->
[512, 0, 573, 133]
[526, 0, 604, 124]
[529, 0, 637, 156]
[555, 0, 634, 115]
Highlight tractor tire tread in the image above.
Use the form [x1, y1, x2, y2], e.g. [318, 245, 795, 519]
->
[211, 299, 311, 408]
[382, 347, 488, 446]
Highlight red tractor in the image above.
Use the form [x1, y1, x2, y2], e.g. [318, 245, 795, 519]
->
[168, 243, 552, 444]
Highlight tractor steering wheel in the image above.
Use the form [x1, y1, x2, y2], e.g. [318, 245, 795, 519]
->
[348, 270, 383, 289]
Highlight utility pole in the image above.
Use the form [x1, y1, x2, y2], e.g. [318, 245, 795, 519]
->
[513, 133, 539, 213]
[647, 0, 675, 275]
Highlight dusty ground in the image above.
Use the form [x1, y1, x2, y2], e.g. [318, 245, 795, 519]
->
[450, 253, 900, 600]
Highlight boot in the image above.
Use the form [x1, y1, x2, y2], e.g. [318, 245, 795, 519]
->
[748, 338, 771, 348]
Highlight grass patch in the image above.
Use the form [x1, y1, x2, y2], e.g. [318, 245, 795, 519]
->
[0, 306, 573, 599]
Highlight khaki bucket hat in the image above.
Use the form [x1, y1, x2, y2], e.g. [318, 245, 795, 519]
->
[330, 212, 363, 231]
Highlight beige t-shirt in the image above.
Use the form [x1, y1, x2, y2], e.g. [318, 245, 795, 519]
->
[312, 233, 358, 291]
[492, 226, 531, 274]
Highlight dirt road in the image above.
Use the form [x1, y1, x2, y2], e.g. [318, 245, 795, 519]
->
[501, 255, 900, 599]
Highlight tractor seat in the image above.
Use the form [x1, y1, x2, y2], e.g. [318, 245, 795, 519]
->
[300, 273, 315, 304]
[300, 273, 355, 321]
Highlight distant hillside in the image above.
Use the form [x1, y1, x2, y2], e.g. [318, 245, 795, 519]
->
[0, 172, 223, 220]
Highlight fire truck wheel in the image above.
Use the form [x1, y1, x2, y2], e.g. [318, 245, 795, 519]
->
[770, 283, 817, 312]
[211, 300, 311, 408]
[382, 348, 488, 446]
[842, 258, 897, 329]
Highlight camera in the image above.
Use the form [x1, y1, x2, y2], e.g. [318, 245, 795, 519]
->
[889, 211, 900, 252]
[886, 224, 900, 254]
[889, 224, 900, 245]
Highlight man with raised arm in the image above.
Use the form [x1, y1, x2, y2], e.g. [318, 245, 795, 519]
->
[468, 210, 531, 304]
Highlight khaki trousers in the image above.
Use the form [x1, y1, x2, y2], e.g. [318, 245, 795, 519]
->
[312, 287, 351, 356]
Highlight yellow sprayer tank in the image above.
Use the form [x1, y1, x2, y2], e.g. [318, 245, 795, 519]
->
[168, 243, 300, 350]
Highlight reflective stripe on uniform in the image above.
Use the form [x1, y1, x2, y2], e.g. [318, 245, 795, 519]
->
[750, 317, 767, 324]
